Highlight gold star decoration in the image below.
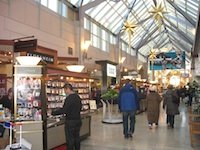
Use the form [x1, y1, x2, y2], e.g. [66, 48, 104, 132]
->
[149, 49, 157, 79]
[149, 49, 157, 60]
[149, 4, 167, 31]
[121, 21, 137, 51]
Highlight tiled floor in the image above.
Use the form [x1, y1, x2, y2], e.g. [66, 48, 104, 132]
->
[81, 103, 200, 150]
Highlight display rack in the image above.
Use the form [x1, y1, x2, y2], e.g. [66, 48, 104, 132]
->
[46, 80, 65, 117]
[68, 80, 90, 114]
[46, 77, 90, 117]
[14, 66, 43, 121]
[45, 72, 91, 149]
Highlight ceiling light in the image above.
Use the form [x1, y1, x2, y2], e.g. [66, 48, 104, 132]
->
[16, 56, 41, 66]
[66, 65, 85, 73]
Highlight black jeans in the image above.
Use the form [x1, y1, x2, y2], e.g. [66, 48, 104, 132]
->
[167, 115, 174, 127]
[0, 124, 5, 137]
[65, 120, 82, 150]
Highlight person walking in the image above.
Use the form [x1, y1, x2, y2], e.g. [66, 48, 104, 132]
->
[146, 85, 162, 129]
[118, 79, 139, 139]
[163, 85, 180, 128]
[52, 83, 82, 150]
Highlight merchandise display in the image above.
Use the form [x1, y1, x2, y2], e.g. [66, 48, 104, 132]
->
[14, 66, 43, 121]
[46, 75, 91, 149]
[46, 80, 65, 117]
[69, 80, 90, 113]
[46, 77, 90, 118]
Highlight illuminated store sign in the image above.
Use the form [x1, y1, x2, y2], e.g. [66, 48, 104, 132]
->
[27, 52, 54, 64]
[107, 63, 116, 77]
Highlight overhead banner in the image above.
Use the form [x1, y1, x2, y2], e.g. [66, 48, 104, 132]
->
[149, 52, 185, 70]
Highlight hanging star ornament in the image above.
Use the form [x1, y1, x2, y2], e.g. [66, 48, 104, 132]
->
[149, 4, 167, 31]
[149, 49, 157, 74]
[121, 21, 137, 51]
[149, 49, 157, 60]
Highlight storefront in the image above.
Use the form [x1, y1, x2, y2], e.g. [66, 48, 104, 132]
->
[0, 38, 91, 150]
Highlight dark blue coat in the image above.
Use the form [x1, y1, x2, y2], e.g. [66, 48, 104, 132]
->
[118, 83, 139, 112]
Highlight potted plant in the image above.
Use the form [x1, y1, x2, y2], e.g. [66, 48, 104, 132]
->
[101, 89, 118, 102]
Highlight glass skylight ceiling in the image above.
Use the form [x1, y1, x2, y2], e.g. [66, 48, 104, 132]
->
[67, 0, 200, 57]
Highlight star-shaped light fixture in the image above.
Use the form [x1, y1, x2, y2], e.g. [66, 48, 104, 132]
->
[149, 4, 167, 31]
[149, 49, 157, 81]
[121, 21, 137, 51]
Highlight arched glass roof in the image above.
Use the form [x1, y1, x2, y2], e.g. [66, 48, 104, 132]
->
[67, 0, 200, 58]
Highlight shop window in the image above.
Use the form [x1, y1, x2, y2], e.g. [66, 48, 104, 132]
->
[101, 40, 107, 51]
[91, 34, 99, 48]
[102, 29, 108, 41]
[48, 0, 58, 12]
[84, 18, 90, 30]
[110, 34, 116, 45]
[36, 0, 68, 18]
[122, 42, 126, 51]
[131, 49, 136, 56]
[61, 3, 67, 17]
[41, 0, 48, 7]
[92, 23, 98, 36]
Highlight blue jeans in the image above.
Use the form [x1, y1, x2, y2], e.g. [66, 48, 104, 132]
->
[122, 110, 136, 137]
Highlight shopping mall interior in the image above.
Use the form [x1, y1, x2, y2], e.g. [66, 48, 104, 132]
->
[0, 0, 200, 150]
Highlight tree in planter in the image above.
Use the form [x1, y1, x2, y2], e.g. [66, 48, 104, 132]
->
[101, 89, 119, 121]
[101, 89, 119, 102]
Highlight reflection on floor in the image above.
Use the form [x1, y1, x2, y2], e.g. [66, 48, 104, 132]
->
[81, 103, 200, 150]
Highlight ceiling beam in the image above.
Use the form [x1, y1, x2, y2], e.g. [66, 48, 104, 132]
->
[157, 38, 169, 48]
[168, 33, 191, 52]
[170, 41, 190, 58]
[153, 0, 157, 6]
[166, 0, 196, 27]
[136, 25, 158, 51]
[116, 0, 137, 34]
[145, 30, 164, 44]
[164, 23, 193, 45]
[158, 40, 170, 49]
[164, 18, 193, 45]
[81, 0, 105, 11]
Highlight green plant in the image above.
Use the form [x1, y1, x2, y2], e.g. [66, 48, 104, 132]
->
[101, 89, 118, 100]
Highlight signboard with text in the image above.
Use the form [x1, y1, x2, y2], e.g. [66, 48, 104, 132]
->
[107, 63, 116, 77]
[14, 39, 37, 52]
[26, 52, 54, 64]
[149, 51, 185, 70]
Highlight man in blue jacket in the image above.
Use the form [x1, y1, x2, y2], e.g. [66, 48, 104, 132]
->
[118, 79, 139, 139]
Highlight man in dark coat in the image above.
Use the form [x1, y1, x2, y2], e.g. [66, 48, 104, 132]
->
[52, 83, 82, 150]
[118, 79, 139, 139]
[163, 85, 179, 128]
